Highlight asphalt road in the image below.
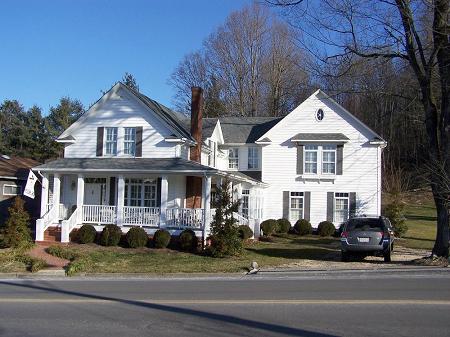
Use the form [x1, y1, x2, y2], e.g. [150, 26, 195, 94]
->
[0, 269, 449, 337]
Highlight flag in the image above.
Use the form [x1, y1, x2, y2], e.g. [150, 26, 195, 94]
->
[24, 170, 38, 199]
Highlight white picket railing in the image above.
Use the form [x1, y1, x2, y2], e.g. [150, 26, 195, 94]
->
[166, 208, 205, 228]
[82, 205, 117, 224]
[123, 207, 160, 226]
[47, 203, 70, 220]
[233, 212, 250, 226]
[61, 207, 80, 243]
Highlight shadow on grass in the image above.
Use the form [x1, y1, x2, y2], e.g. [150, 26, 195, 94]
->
[405, 215, 437, 221]
[402, 236, 435, 242]
[0, 281, 337, 337]
[246, 247, 337, 261]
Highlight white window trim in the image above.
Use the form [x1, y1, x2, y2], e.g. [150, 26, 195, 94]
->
[289, 192, 304, 222]
[333, 192, 349, 223]
[228, 148, 239, 170]
[247, 147, 259, 170]
[3, 184, 21, 196]
[302, 144, 337, 178]
[123, 127, 137, 157]
[104, 127, 118, 156]
[303, 145, 318, 175]
[322, 145, 337, 175]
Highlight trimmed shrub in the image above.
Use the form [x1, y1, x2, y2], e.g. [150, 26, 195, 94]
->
[317, 221, 336, 237]
[99, 224, 122, 246]
[238, 225, 253, 240]
[46, 245, 78, 260]
[153, 229, 171, 248]
[78, 224, 97, 244]
[1, 197, 32, 248]
[179, 229, 198, 251]
[260, 219, 277, 236]
[277, 218, 291, 234]
[294, 219, 312, 236]
[126, 227, 149, 248]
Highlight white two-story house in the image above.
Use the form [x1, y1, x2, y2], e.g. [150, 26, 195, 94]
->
[34, 82, 386, 243]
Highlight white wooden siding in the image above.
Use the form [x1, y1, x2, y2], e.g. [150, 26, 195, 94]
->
[64, 87, 179, 158]
[261, 94, 381, 227]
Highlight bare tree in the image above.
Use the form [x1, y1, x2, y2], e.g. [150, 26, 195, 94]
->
[170, 3, 309, 117]
[271, 0, 449, 257]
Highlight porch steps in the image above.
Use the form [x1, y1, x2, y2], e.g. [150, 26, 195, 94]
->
[43, 226, 61, 242]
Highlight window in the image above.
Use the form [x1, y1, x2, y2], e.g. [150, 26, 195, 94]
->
[334, 192, 349, 223]
[105, 127, 118, 155]
[248, 147, 259, 169]
[304, 145, 318, 174]
[124, 127, 136, 156]
[228, 148, 239, 169]
[322, 145, 336, 174]
[316, 109, 324, 121]
[3, 184, 21, 196]
[242, 189, 250, 218]
[290, 192, 304, 222]
[124, 179, 157, 207]
[208, 140, 217, 167]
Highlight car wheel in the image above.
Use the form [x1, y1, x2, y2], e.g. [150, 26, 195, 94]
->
[341, 251, 349, 262]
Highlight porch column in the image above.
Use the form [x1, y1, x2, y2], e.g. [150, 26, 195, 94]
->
[159, 175, 168, 227]
[40, 174, 49, 217]
[202, 175, 212, 245]
[53, 174, 61, 213]
[76, 174, 84, 224]
[117, 175, 125, 226]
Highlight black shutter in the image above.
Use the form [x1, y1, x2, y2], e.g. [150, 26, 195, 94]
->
[156, 178, 162, 207]
[297, 144, 304, 174]
[349, 192, 357, 217]
[96, 127, 104, 157]
[326, 192, 334, 222]
[304, 192, 311, 221]
[336, 144, 344, 175]
[282, 191, 290, 219]
[109, 177, 116, 206]
[136, 127, 143, 157]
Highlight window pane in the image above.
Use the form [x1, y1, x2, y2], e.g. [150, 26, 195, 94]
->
[105, 128, 118, 155]
[228, 148, 239, 169]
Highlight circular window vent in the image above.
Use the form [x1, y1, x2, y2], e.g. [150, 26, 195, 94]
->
[316, 109, 324, 121]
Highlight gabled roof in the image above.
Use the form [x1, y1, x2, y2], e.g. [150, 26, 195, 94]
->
[202, 117, 283, 144]
[0, 155, 40, 179]
[58, 82, 195, 144]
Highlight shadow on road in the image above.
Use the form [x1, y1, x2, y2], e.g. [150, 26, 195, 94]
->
[0, 280, 337, 337]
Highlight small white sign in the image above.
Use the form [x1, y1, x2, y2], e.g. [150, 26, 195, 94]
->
[23, 170, 38, 199]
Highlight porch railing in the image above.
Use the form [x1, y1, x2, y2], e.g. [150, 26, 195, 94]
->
[82, 205, 117, 224]
[166, 208, 204, 228]
[123, 207, 160, 226]
[233, 212, 250, 227]
[47, 203, 69, 221]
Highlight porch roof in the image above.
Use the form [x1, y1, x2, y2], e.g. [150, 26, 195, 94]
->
[34, 158, 218, 174]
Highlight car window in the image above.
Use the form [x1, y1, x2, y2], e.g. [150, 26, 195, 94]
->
[346, 218, 384, 232]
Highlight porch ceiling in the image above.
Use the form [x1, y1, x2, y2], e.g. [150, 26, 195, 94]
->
[33, 158, 218, 175]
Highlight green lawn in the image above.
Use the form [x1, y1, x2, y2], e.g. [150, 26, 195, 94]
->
[48, 235, 340, 275]
[399, 198, 437, 250]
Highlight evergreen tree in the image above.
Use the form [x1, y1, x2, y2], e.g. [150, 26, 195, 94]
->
[1, 197, 32, 248]
[208, 180, 242, 257]
[122, 72, 139, 92]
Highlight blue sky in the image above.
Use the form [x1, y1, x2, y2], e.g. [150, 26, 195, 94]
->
[0, 0, 253, 113]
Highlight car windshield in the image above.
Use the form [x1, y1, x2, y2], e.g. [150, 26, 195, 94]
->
[346, 218, 384, 232]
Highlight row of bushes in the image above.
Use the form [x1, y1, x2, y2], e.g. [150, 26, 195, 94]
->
[74, 224, 200, 251]
[260, 219, 336, 237]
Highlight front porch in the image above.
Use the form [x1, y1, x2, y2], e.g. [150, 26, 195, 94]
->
[36, 171, 263, 243]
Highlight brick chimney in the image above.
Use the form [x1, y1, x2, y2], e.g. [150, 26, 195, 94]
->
[189, 86, 203, 162]
[186, 87, 203, 208]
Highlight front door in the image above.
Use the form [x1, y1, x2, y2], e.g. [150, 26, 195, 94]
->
[84, 183, 106, 205]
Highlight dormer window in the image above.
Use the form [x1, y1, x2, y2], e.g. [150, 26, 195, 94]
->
[124, 127, 136, 156]
[248, 147, 259, 169]
[105, 127, 118, 155]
